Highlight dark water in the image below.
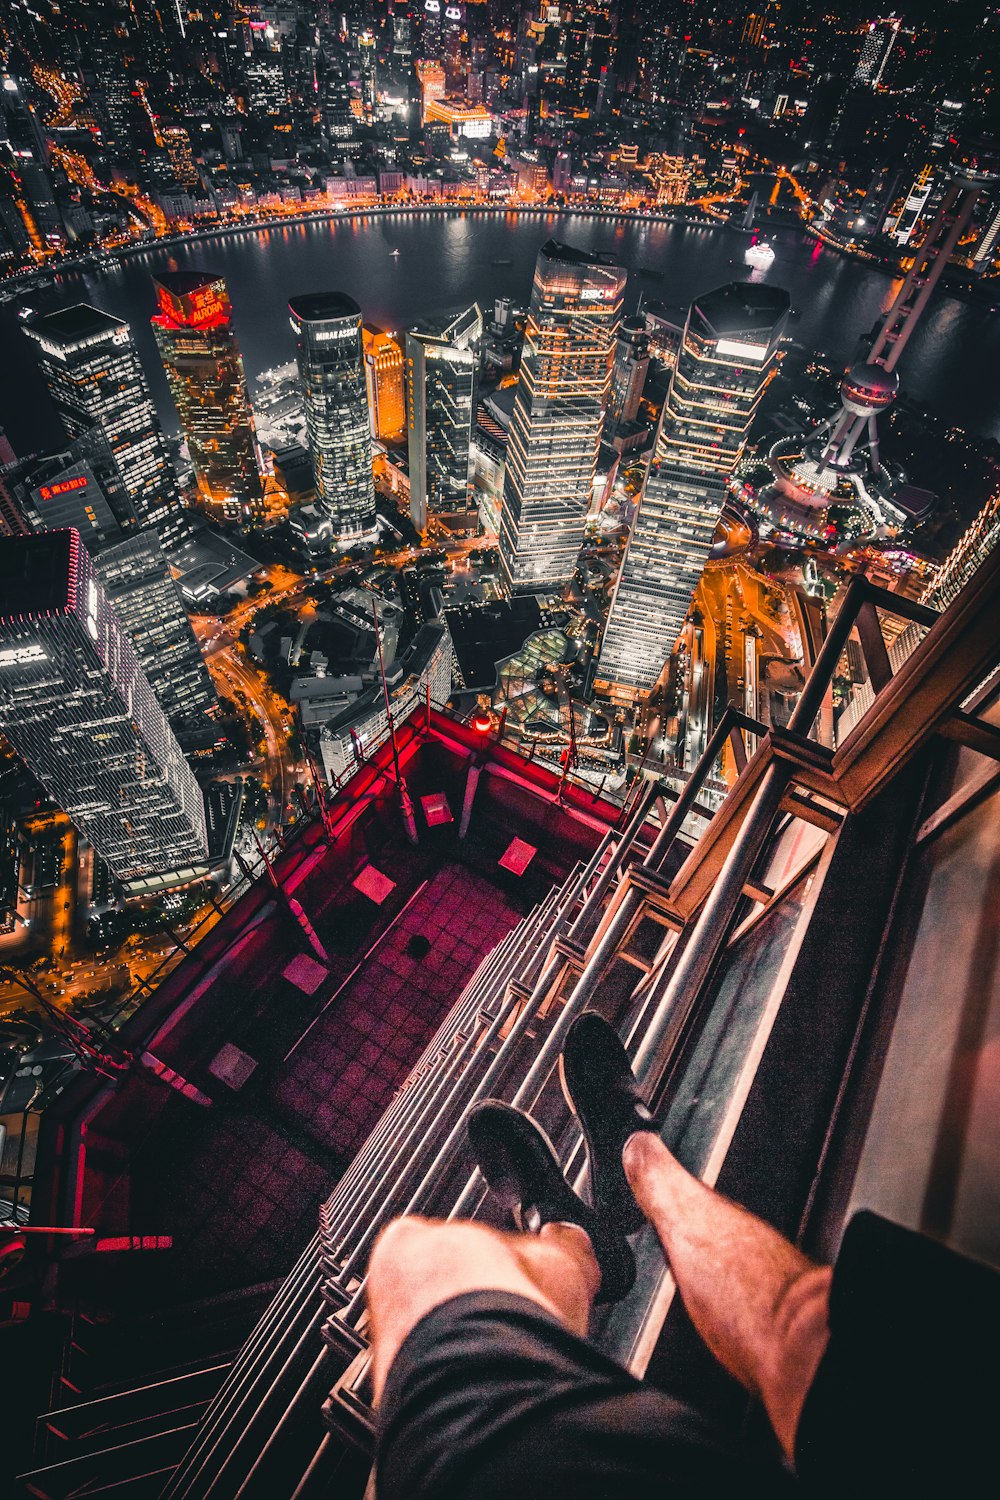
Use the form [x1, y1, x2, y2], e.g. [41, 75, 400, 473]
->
[3, 210, 999, 450]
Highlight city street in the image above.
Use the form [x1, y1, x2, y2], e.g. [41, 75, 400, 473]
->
[204, 641, 298, 828]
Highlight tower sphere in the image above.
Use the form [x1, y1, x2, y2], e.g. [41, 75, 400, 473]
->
[839, 361, 899, 417]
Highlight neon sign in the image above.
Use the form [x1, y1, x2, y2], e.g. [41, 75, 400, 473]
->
[38, 476, 88, 501]
[156, 283, 228, 329]
[0, 644, 47, 667]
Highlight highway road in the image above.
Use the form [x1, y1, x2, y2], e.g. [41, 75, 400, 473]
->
[206, 644, 296, 829]
[191, 543, 484, 827]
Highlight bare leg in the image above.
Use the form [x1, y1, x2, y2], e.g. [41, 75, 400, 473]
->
[623, 1132, 830, 1464]
[367, 1216, 600, 1404]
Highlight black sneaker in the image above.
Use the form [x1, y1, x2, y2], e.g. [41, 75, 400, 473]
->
[466, 1099, 636, 1304]
[559, 1013, 659, 1237]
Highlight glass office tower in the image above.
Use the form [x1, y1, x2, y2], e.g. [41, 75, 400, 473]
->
[406, 303, 482, 534]
[596, 282, 790, 702]
[151, 272, 264, 524]
[362, 328, 406, 443]
[607, 314, 651, 430]
[24, 304, 188, 549]
[288, 292, 376, 545]
[0, 530, 208, 881]
[499, 241, 626, 593]
[23, 430, 217, 736]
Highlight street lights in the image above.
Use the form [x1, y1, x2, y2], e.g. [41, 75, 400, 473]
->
[0, 967, 132, 1081]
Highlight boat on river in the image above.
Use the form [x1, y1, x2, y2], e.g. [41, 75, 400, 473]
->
[745, 241, 775, 269]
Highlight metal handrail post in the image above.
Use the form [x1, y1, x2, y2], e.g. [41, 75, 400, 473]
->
[631, 760, 791, 1097]
[788, 575, 869, 738]
[563, 777, 663, 947]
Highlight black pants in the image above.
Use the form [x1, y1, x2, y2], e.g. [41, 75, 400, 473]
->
[376, 1212, 997, 1497]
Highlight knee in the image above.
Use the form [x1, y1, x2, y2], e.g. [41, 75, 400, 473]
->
[368, 1215, 441, 1298]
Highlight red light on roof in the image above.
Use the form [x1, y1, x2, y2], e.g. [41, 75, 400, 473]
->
[471, 712, 493, 735]
[94, 1236, 173, 1252]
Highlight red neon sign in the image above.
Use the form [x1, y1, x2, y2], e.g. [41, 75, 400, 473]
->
[154, 283, 229, 331]
[38, 476, 88, 501]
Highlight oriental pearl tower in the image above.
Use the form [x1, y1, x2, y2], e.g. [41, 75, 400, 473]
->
[743, 180, 981, 538]
[811, 179, 980, 479]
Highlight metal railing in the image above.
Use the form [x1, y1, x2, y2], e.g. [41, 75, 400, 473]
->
[156, 545, 1000, 1496]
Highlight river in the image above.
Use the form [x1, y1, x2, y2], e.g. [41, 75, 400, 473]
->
[2, 209, 999, 451]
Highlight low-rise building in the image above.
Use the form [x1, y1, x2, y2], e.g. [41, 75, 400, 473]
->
[316, 620, 452, 784]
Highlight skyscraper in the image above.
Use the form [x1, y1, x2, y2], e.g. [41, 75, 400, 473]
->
[151, 272, 264, 524]
[288, 292, 376, 545]
[924, 487, 1000, 608]
[320, 48, 356, 152]
[22, 431, 217, 736]
[607, 314, 650, 430]
[596, 283, 789, 701]
[564, 2, 618, 112]
[416, 59, 447, 122]
[854, 16, 901, 88]
[390, 0, 414, 88]
[406, 303, 482, 534]
[24, 304, 188, 548]
[499, 242, 626, 592]
[362, 327, 406, 443]
[0, 530, 208, 881]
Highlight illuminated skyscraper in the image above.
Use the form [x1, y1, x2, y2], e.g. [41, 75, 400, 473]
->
[321, 49, 356, 150]
[161, 125, 199, 187]
[289, 292, 376, 545]
[22, 428, 217, 737]
[418, 0, 444, 59]
[390, 0, 413, 86]
[854, 16, 901, 88]
[499, 242, 626, 592]
[151, 272, 264, 524]
[565, 2, 618, 112]
[925, 488, 1000, 609]
[0, 529, 208, 881]
[362, 327, 406, 443]
[25, 304, 188, 548]
[406, 303, 482, 533]
[416, 59, 447, 122]
[596, 283, 789, 701]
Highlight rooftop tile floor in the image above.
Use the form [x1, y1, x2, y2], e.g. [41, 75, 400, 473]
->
[131, 862, 523, 1292]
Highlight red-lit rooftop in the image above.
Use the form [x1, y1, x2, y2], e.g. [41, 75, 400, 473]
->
[31, 709, 651, 1297]
[10, 548, 1000, 1499]
[151, 273, 232, 333]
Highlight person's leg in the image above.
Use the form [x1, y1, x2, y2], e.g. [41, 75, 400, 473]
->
[623, 1131, 830, 1464]
[561, 1013, 830, 1466]
[368, 1214, 599, 1403]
